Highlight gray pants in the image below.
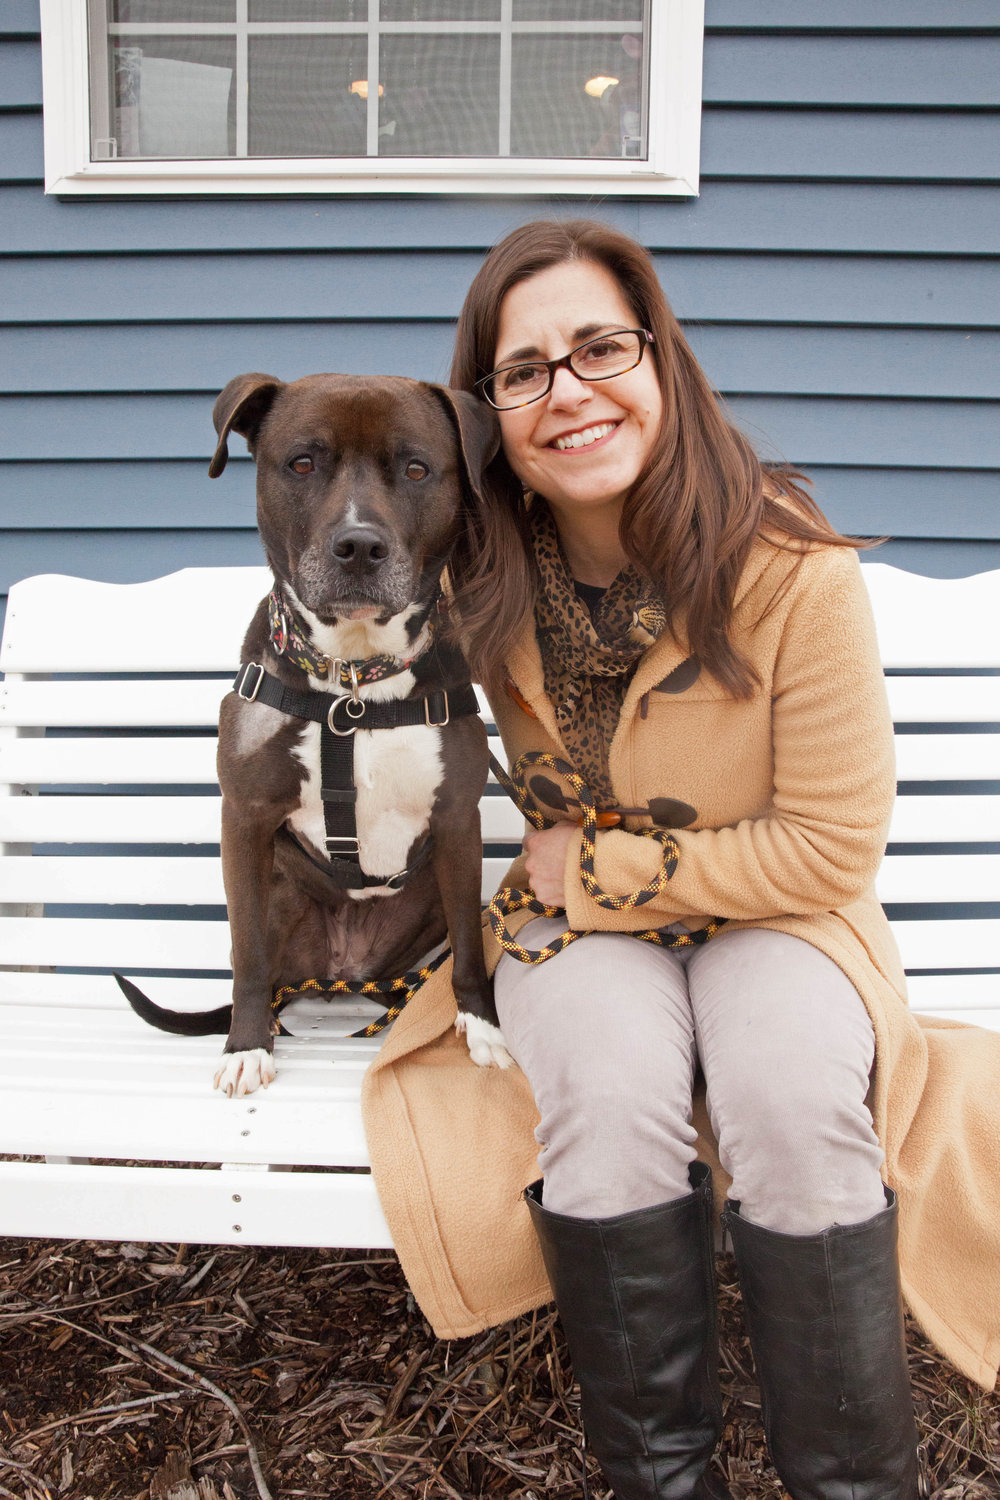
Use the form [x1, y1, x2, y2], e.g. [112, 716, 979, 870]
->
[494, 922, 887, 1235]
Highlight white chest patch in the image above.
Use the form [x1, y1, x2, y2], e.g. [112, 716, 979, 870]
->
[288, 718, 444, 897]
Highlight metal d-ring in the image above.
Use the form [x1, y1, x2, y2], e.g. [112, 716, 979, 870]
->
[328, 694, 367, 736]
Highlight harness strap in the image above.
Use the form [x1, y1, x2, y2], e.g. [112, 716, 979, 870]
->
[233, 662, 477, 732]
[234, 663, 478, 891]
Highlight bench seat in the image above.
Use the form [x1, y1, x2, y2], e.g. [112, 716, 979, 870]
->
[1, 563, 997, 1248]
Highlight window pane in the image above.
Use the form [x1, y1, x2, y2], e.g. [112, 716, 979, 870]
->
[103, 35, 235, 157]
[510, 31, 645, 159]
[514, 1, 642, 17]
[378, 35, 499, 157]
[380, 1, 499, 18]
[249, 1, 368, 19]
[110, 1, 235, 20]
[249, 36, 369, 157]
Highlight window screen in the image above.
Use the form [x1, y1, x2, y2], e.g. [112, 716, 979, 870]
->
[88, 0, 649, 162]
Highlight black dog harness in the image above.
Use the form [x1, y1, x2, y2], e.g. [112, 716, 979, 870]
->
[233, 659, 480, 891]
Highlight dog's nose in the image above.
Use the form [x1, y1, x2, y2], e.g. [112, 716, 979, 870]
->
[329, 524, 391, 573]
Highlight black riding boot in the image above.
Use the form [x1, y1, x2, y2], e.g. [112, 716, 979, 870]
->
[525, 1161, 732, 1500]
[722, 1189, 921, 1499]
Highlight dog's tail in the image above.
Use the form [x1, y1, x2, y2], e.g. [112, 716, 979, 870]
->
[114, 973, 233, 1035]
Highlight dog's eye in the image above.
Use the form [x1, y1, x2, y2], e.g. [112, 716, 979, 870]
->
[405, 460, 429, 481]
[289, 456, 313, 475]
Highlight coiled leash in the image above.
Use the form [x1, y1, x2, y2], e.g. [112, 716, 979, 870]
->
[486, 750, 725, 963]
[273, 751, 723, 1037]
[271, 950, 451, 1040]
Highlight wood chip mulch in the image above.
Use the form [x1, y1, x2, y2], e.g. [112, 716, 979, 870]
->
[0, 1238, 997, 1500]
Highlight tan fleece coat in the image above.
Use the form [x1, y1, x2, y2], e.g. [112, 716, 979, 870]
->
[362, 538, 1000, 1390]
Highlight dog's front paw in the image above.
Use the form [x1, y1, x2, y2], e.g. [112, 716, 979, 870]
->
[213, 1048, 277, 1098]
[455, 1012, 515, 1070]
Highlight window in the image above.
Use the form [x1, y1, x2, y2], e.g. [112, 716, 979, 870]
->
[40, 0, 704, 195]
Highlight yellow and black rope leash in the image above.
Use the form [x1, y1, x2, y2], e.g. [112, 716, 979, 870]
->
[486, 750, 725, 964]
[272, 750, 724, 1036]
[271, 950, 451, 1039]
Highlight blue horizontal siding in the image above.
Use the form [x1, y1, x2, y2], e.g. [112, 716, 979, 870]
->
[4, 325, 999, 401]
[0, 41, 39, 107]
[2, 252, 995, 329]
[4, 391, 997, 472]
[0, 530, 263, 598]
[1, 13, 998, 600]
[3, 182, 999, 257]
[704, 37, 1000, 106]
[706, 1, 1000, 29]
[0, 3, 39, 40]
[3, 463, 996, 543]
[701, 109, 1000, 182]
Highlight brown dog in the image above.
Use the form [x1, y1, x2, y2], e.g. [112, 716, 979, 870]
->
[118, 372, 513, 1093]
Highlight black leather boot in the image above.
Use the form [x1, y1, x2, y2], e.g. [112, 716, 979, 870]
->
[722, 1189, 921, 1499]
[525, 1161, 733, 1500]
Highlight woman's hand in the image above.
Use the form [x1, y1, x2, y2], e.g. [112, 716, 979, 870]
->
[523, 822, 578, 907]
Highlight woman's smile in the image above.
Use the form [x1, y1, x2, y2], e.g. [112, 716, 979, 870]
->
[550, 419, 619, 452]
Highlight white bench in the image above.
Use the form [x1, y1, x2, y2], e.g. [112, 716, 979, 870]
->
[1, 563, 997, 1252]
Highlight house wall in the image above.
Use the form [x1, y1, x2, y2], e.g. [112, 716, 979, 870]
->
[2, 0, 998, 619]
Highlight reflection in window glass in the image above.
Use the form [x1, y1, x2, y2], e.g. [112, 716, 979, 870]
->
[511, 32, 645, 159]
[110, 1, 234, 19]
[380, 1, 499, 17]
[249, 1, 368, 19]
[513, 1, 642, 18]
[102, 35, 235, 158]
[249, 37, 369, 157]
[378, 35, 499, 157]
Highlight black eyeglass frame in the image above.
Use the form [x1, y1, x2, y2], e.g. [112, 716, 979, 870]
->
[475, 328, 655, 411]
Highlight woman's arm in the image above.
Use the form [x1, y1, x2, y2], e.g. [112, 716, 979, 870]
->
[561, 548, 896, 931]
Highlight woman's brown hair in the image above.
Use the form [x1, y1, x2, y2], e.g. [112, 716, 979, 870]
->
[447, 218, 871, 697]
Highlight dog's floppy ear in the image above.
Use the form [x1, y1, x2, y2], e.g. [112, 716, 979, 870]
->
[427, 385, 501, 498]
[209, 373, 285, 478]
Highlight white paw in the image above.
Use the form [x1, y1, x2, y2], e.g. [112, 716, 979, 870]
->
[213, 1048, 277, 1098]
[455, 1012, 515, 1070]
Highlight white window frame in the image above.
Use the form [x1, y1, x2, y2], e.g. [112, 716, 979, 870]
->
[40, 0, 703, 197]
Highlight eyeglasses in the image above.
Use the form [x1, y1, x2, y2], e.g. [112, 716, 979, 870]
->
[476, 328, 655, 411]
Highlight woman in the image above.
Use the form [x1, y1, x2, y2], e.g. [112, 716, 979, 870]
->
[445, 219, 920, 1499]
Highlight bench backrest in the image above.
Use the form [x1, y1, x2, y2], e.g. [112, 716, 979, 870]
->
[1, 564, 997, 1031]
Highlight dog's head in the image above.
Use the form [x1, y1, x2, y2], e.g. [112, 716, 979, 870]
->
[210, 372, 499, 625]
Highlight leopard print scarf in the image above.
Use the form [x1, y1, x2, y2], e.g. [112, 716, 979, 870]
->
[531, 500, 668, 807]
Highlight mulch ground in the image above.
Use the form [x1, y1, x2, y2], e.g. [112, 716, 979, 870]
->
[0, 1238, 996, 1500]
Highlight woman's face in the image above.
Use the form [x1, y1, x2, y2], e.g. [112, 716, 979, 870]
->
[492, 258, 663, 528]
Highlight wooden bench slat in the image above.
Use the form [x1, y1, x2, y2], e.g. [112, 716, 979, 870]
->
[0, 795, 224, 844]
[888, 796, 1000, 841]
[0, 855, 226, 903]
[893, 735, 1000, 780]
[862, 563, 1000, 669]
[0, 736, 220, 784]
[876, 853, 1000, 903]
[0, 1161, 393, 1248]
[907, 973, 1000, 1011]
[0, 916, 232, 967]
[0, 568, 272, 676]
[890, 917, 1000, 968]
[0, 972, 236, 1009]
[4, 849, 998, 908]
[0, 678, 229, 729]
[884, 678, 1000, 722]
